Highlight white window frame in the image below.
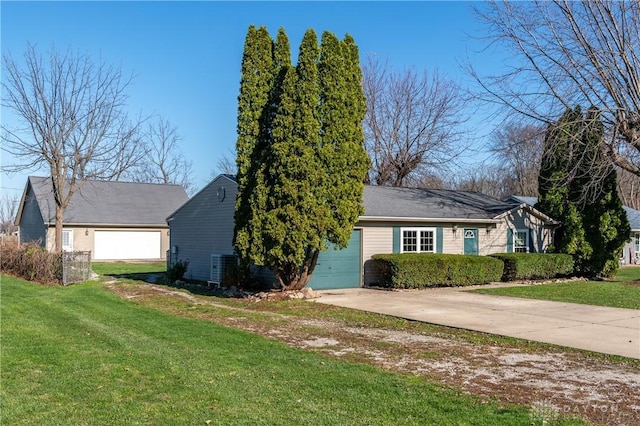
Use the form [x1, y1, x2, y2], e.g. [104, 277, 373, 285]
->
[514, 229, 529, 253]
[634, 232, 640, 258]
[401, 227, 436, 253]
[62, 229, 73, 252]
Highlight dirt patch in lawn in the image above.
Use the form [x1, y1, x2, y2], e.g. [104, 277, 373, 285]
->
[107, 281, 640, 426]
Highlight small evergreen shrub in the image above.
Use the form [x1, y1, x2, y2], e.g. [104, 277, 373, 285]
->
[371, 253, 504, 289]
[489, 253, 574, 282]
[166, 259, 189, 282]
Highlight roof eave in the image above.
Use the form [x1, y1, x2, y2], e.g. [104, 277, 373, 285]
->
[358, 216, 499, 224]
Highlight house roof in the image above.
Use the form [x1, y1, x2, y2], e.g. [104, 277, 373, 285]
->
[361, 186, 541, 222]
[176, 174, 556, 225]
[507, 195, 640, 231]
[17, 176, 188, 226]
[624, 206, 640, 231]
[504, 195, 539, 207]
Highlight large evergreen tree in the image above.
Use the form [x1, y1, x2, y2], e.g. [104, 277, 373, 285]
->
[577, 108, 630, 277]
[537, 106, 630, 277]
[536, 107, 592, 267]
[234, 26, 274, 267]
[234, 27, 368, 290]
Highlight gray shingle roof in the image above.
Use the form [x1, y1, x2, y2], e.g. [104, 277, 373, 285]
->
[25, 176, 188, 226]
[505, 195, 539, 207]
[362, 186, 518, 220]
[624, 206, 640, 231]
[507, 195, 640, 231]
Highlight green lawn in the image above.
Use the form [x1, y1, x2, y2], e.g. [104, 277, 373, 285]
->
[1, 274, 579, 425]
[92, 261, 166, 277]
[473, 267, 640, 309]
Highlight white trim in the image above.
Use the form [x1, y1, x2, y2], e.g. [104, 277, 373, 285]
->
[62, 229, 73, 252]
[400, 227, 436, 253]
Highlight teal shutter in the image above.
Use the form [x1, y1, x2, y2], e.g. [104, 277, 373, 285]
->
[392, 227, 400, 253]
[507, 229, 514, 253]
[529, 228, 535, 253]
[436, 227, 443, 253]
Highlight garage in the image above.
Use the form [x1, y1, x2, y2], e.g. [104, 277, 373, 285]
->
[94, 231, 162, 260]
[309, 229, 362, 290]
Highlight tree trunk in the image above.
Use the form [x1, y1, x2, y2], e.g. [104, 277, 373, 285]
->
[53, 206, 64, 253]
[277, 247, 320, 291]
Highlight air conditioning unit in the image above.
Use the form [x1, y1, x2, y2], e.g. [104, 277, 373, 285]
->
[210, 254, 236, 284]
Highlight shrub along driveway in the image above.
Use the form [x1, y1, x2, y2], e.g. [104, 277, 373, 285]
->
[314, 285, 640, 359]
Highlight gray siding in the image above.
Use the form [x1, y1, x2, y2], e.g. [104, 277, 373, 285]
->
[18, 186, 47, 247]
[168, 176, 237, 281]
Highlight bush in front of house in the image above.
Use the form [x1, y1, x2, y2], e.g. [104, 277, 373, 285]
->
[0, 242, 62, 284]
[371, 253, 504, 289]
[489, 253, 574, 282]
[166, 259, 189, 282]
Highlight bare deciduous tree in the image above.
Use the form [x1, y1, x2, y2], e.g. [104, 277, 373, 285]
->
[471, 1, 640, 180]
[123, 117, 194, 194]
[1, 45, 144, 251]
[0, 193, 19, 235]
[489, 122, 544, 196]
[618, 167, 640, 209]
[363, 55, 467, 187]
[451, 164, 516, 200]
[210, 149, 237, 178]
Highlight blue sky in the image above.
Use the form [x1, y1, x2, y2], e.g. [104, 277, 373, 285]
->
[1, 1, 501, 198]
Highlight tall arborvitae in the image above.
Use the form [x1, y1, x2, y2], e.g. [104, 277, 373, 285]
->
[318, 31, 369, 248]
[234, 26, 273, 266]
[578, 108, 630, 277]
[536, 107, 592, 266]
[233, 27, 368, 290]
[263, 29, 324, 289]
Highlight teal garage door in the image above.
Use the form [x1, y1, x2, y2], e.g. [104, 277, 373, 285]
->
[309, 229, 362, 290]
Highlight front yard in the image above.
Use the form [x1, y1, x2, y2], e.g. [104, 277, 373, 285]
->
[4, 263, 640, 425]
[472, 267, 640, 309]
[1, 273, 556, 426]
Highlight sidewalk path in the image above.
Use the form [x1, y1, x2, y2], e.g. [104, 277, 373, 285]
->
[314, 286, 640, 359]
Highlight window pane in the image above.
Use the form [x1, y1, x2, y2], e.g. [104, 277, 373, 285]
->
[515, 231, 527, 253]
[403, 230, 417, 252]
[420, 230, 434, 252]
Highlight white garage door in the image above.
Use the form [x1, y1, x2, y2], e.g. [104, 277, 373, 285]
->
[94, 231, 161, 260]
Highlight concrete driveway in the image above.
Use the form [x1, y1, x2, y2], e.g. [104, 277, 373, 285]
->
[314, 286, 640, 359]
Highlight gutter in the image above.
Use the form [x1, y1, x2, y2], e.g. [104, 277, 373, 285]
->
[358, 216, 499, 224]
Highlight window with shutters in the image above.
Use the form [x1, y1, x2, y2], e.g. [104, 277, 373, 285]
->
[401, 228, 435, 253]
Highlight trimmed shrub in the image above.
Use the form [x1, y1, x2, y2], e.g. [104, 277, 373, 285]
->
[489, 253, 574, 282]
[371, 253, 504, 289]
[0, 242, 62, 284]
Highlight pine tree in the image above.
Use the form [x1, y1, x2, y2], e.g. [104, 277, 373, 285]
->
[536, 107, 592, 266]
[577, 108, 630, 277]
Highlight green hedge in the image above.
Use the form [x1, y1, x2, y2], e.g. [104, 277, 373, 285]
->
[488, 253, 574, 282]
[371, 253, 504, 289]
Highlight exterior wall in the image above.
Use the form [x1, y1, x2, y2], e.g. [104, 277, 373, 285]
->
[17, 186, 47, 247]
[622, 231, 640, 265]
[361, 224, 392, 286]
[358, 208, 554, 285]
[168, 176, 237, 281]
[44, 225, 170, 260]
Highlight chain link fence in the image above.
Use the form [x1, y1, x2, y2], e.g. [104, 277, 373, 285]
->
[61, 251, 92, 285]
